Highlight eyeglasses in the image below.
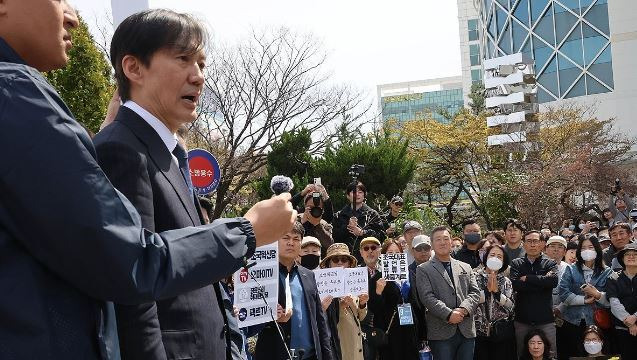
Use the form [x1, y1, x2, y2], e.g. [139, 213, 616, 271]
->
[525, 239, 543, 245]
[362, 245, 378, 252]
[393, 202, 403, 206]
[330, 256, 351, 264]
[413, 246, 430, 252]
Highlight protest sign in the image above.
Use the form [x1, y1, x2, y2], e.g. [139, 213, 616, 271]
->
[314, 267, 369, 299]
[381, 253, 408, 282]
[233, 243, 279, 328]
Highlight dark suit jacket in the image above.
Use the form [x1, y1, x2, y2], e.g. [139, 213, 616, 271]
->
[94, 106, 232, 360]
[0, 37, 255, 360]
[254, 265, 334, 360]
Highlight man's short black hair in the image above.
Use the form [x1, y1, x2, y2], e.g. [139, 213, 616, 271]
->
[609, 222, 631, 233]
[462, 219, 478, 230]
[431, 225, 451, 239]
[110, 9, 208, 102]
[504, 218, 526, 233]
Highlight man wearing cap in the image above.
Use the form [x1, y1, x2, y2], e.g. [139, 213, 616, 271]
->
[402, 220, 423, 265]
[545, 235, 569, 359]
[357, 237, 383, 360]
[383, 196, 404, 236]
[407, 235, 431, 346]
[606, 242, 637, 359]
[452, 219, 483, 269]
[605, 223, 634, 270]
[300, 236, 322, 270]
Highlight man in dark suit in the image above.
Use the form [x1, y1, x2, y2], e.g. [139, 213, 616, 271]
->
[255, 222, 334, 360]
[0, 3, 295, 359]
[93, 9, 245, 360]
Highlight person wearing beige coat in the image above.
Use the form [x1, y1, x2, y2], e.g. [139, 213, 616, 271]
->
[320, 243, 369, 360]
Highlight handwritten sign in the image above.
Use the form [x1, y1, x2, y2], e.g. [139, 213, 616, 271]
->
[233, 243, 279, 328]
[314, 267, 369, 299]
[381, 253, 408, 282]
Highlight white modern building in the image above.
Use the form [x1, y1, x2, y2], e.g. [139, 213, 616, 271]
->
[457, 0, 637, 137]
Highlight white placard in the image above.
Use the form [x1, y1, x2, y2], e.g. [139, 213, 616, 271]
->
[313, 267, 369, 299]
[381, 253, 408, 282]
[233, 243, 279, 328]
[343, 267, 369, 297]
[314, 268, 344, 299]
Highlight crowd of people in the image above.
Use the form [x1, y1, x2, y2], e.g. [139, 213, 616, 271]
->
[1, 3, 636, 360]
[229, 178, 636, 360]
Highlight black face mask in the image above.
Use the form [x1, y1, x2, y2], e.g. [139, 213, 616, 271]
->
[464, 233, 481, 245]
[300, 254, 321, 269]
[310, 207, 324, 218]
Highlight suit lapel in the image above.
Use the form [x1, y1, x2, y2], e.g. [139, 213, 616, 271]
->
[115, 107, 200, 225]
[451, 260, 463, 292]
[431, 258, 455, 289]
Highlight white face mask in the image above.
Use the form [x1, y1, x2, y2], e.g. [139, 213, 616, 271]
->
[486, 257, 503, 271]
[581, 249, 597, 261]
[583, 340, 602, 355]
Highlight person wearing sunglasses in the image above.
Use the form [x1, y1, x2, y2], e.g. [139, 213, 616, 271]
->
[321, 244, 368, 360]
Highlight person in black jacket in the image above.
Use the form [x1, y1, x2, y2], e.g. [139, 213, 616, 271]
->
[254, 222, 335, 360]
[606, 242, 637, 359]
[333, 181, 384, 262]
[510, 231, 559, 358]
[452, 219, 483, 269]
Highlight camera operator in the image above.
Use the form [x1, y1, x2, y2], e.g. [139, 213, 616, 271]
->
[608, 179, 634, 226]
[292, 183, 334, 223]
[298, 188, 334, 258]
[382, 195, 404, 237]
[333, 181, 384, 262]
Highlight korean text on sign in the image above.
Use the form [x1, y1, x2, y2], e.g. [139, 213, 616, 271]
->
[233, 243, 279, 328]
[381, 253, 408, 282]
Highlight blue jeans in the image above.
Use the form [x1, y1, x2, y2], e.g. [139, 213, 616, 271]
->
[429, 329, 475, 360]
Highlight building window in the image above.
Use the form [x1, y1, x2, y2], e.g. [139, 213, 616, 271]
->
[468, 19, 479, 41]
[470, 44, 481, 66]
[471, 69, 482, 83]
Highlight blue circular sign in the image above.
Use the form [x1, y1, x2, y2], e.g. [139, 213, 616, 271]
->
[187, 148, 221, 195]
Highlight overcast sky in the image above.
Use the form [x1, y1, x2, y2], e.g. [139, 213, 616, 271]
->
[70, 0, 462, 103]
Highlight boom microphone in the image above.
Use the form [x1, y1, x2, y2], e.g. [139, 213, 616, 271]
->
[270, 175, 294, 195]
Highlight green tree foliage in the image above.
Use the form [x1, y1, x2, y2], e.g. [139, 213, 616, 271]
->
[468, 82, 486, 115]
[45, 15, 113, 134]
[312, 128, 416, 211]
[256, 128, 314, 199]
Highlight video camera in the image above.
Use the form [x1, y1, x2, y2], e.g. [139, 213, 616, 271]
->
[348, 164, 365, 178]
[630, 208, 637, 222]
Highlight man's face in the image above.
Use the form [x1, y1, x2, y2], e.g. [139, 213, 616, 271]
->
[505, 225, 523, 246]
[129, 47, 206, 131]
[623, 250, 637, 268]
[610, 227, 631, 250]
[616, 199, 627, 211]
[278, 231, 302, 263]
[389, 201, 403, 213]
[603, 211, 613, 220]
[360, 243, 380, 267]
[432, 230, 452, 257]
[463, 223, 481, 236]
[523, 232, 545, 258]
[300, 244, 321, 256]
[403, 228, 421, 243]
[346, 189, 365, 205]
[545, 243, 566, 263]
[0, 0, 78, 71]
[565, 249, 577, 264]
[412, 244, 431, 264]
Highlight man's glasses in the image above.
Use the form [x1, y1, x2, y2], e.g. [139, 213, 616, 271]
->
[362, 245, 378, 252]
[413, 246, 430, 252]
[393, 202, 403, 206]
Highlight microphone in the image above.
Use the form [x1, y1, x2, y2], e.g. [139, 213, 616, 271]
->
[248, 266, 293, 360]
[270, 175, 294, 195]
[244, 261, 258, 270]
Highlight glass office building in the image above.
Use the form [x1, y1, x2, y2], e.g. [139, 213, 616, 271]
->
[380, 87, 464, 124]
[478, 0, 614, 102]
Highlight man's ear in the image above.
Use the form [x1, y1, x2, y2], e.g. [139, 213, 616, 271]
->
[121, 55, 144, 87]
